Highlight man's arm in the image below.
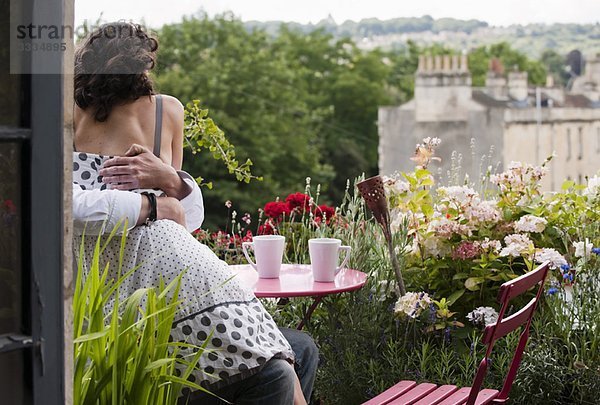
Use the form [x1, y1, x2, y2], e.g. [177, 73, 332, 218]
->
[72, 184, 142, 235]
[176, 171, 204, 232]
[99, 145, 205, 232]
[73, 171, 203, 235]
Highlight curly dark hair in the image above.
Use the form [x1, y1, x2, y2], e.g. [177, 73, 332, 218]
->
[74, 22, 158, 122]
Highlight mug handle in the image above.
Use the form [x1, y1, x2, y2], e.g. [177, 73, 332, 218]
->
[335, 245, 351, 274]
[242, 242, 257, 270]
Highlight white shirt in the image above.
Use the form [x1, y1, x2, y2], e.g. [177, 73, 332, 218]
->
[72, 171, 204, 235]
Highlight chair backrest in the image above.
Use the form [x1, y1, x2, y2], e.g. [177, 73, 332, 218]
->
[466, 261, 550, 405]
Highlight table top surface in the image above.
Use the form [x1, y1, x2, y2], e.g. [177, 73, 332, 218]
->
[229, 264, 368, 298]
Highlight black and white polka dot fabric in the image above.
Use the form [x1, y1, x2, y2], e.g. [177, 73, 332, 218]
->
[72, 152, 294, 389]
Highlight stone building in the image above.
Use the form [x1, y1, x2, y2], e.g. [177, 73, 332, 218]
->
[378, 54, 600, 190]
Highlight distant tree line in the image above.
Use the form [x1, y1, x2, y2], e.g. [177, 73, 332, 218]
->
[245, 15, 489, 37]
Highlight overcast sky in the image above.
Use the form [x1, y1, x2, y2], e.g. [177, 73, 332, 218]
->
[75, 0, 600, 28]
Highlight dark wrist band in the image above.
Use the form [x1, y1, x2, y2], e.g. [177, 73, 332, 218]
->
[142, 192, 157, 225]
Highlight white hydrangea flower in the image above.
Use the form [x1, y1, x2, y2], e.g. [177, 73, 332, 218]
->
[490, 162, 547, 193]
[394, 292, 432, 319]
[394, 181, 410, 194]
[514, 215, 548, 233]
[438, 186, 477, 206]
[464, 198, 501, 225]
[583, 175, 600, 198]
[422, 236, 450, 258]
[477, 238, 502, 253]
[535, 248, 567, 269]
[573, 239, 593, 259]
[428, 216, 472, 239]
[383, 174, 411, 197]
[499, 234, 533, 258]
[467, 306, 499, 326]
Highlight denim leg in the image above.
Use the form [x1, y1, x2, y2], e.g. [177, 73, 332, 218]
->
[183, 358, 295, 405]
[279, 328, 319, 402]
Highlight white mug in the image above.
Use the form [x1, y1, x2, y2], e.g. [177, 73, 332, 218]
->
[242, 235, 285, 278]
[309, 238, 351, 282]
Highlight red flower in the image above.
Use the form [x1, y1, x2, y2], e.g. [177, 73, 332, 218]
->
[211, 230, 230, 249]
[193, 229, 209, 241]
[264, 201, 291, 220]
[314, 205, 335, 222]
[258, 220, 275, 235]
[230, 230, 254, 247]
[285, 193, 310, 212]
[229, 234, 242, 248]
[242, 230, 253, 242]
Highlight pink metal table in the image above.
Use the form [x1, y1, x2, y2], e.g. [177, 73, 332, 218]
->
[229, 264, 368, 329]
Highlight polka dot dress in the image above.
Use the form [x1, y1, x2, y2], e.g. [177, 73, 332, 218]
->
[72, 152, 294, 390]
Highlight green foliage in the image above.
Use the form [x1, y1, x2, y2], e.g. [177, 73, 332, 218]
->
[540, 49, 570, 87]
[155, 16, 336, 229]
[73, 223, 210, 405]
[184, 100, 262, 188]
[468, 42, 547, 86]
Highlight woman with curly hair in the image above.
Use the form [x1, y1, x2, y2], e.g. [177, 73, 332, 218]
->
[72, 22, 317, 405]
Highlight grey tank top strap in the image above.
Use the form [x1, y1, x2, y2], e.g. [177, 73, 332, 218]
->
[153, 95, 163, 157]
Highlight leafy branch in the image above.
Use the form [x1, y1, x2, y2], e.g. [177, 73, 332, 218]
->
[184, 100, 262, 188]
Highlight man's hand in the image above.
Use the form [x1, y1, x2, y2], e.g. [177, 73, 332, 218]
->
[136, 195, 186, 228]
[156, 196, 186, 227]
[99, 144, 190, 199]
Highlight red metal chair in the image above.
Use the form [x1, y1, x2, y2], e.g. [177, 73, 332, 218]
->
[363, 262, 550, 405]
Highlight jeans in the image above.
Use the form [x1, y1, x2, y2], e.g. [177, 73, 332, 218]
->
[280, 328, 319, 402]
[183, 328, 319, 404]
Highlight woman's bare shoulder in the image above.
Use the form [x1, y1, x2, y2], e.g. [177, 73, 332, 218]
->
[159, 94, 184, 115]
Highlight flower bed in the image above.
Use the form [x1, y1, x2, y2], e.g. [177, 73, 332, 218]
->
[202, 138, 600, 404]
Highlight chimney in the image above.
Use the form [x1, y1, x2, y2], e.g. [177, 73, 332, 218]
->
[485, 58, 507, 99]
[584, 53, 600, 85]
[508, 69, 528, 101]
[414, 54, 472, 121]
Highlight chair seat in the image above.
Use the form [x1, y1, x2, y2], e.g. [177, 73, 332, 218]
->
[362, 381, 499, 405]
[388, 383, 437, 404]
[362, 381, 417, 405]
[413, 385, 459, 404]
[436, 388, 499, 405]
